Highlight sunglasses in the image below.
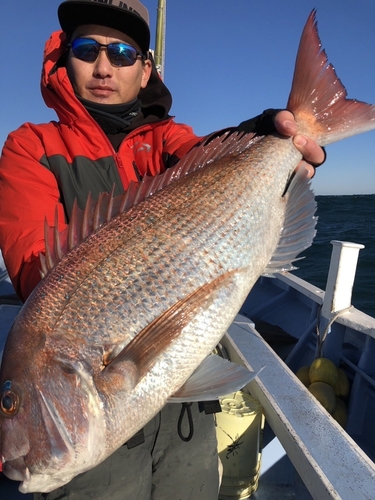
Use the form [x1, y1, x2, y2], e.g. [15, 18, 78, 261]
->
[68, 38, 145, 67]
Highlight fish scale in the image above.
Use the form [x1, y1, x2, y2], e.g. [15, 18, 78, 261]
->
[50, 138, 290, 347]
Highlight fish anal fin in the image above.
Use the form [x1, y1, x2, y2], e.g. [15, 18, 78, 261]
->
[264, 167, 317, 275]
[168, 355, 260, 403]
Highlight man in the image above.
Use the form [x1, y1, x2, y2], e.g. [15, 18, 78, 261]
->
[0, 1, 325, 498]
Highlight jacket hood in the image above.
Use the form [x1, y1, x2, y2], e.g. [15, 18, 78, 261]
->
[41, 30, 172, 127]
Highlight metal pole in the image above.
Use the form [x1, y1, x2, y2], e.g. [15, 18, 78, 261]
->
[319, 240, 364, 362]
[154, 0, 166, 79]
[322, 240, 364, 315]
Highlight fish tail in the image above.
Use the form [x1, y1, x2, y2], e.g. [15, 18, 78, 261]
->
[287, 10, 375, 146]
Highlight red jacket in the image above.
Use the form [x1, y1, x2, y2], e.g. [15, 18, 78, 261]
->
[0, 31, 201, 301]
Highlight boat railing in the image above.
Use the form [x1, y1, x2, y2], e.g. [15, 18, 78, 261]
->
[222, 316, 375, 500]
[227, 240, 375, 499]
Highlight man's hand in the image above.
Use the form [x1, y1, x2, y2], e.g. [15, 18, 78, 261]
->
[274, 110, 326, 178]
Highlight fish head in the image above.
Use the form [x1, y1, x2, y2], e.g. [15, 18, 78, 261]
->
[0, 324, 106, 493]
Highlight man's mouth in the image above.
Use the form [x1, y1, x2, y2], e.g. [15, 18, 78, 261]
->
[88, 86, 115, 97]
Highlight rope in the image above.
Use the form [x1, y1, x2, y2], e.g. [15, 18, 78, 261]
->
[316, 305, 353, 358]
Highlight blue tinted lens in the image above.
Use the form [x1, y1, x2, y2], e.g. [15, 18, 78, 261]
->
[107, 43, 138, 66]
[71, 38, 100, 62]
[70, 38, 140, 67]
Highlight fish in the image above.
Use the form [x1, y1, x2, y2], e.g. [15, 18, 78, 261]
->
[1, 10, 375, 494]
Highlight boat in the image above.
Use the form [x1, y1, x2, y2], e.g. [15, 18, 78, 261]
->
[1, 239, 375, 499]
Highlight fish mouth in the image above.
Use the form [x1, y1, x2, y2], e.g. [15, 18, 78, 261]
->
[2, 455, 74, 494]
[2, 456, 30, 484]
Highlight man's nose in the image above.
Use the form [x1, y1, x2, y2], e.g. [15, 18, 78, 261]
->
[93, 48, 113, 78]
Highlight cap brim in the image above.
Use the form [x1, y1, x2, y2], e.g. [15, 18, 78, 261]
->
[58, 1, 150, 54]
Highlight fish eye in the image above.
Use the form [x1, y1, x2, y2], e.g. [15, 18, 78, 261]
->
[0, 390, 20, 417]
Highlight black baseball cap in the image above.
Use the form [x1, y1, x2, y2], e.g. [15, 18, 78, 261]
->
[58, 0, 150, 54]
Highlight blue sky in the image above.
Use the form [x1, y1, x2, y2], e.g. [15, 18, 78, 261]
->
[1, 0, 374, 195]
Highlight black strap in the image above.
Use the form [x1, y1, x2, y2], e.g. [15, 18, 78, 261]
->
[125, 428, 145, 449]
[199, 400, 222, 414]
[177, 403, 194, 442]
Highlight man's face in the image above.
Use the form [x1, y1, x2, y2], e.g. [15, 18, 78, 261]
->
[67, 24, 152, 104]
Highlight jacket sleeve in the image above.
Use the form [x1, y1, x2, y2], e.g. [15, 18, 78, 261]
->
[159, 121, 203, 170]
[0, 124, 67, 301]
[161, 110, 283, 170]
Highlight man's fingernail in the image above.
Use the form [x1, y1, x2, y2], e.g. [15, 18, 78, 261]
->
[284, 120, 295, 129]
[294, 135, 307, 147]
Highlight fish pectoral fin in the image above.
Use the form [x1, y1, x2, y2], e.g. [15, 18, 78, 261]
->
[168, 355, 261, 403]
[104, 271, 238, 383]
[263, 167, 317, 275]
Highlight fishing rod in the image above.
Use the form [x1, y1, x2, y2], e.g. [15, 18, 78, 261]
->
[154, 0, 166, 79]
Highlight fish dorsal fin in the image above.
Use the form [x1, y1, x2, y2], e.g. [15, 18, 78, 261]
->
[40, 187, 123, 278]
[172, 129, 260, 175]
[40, 130, 259, 278]
[263, 167, 317, 275]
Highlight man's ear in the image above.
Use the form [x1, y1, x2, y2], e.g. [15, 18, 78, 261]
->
[141, 59, 152, 89]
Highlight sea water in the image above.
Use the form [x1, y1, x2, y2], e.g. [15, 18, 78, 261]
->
[293, 194, 375, 318]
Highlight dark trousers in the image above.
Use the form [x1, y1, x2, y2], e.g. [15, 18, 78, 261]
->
[33, 403, 220, 500]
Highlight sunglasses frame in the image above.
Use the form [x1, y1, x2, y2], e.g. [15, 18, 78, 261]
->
[68, 37, 145, 67]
